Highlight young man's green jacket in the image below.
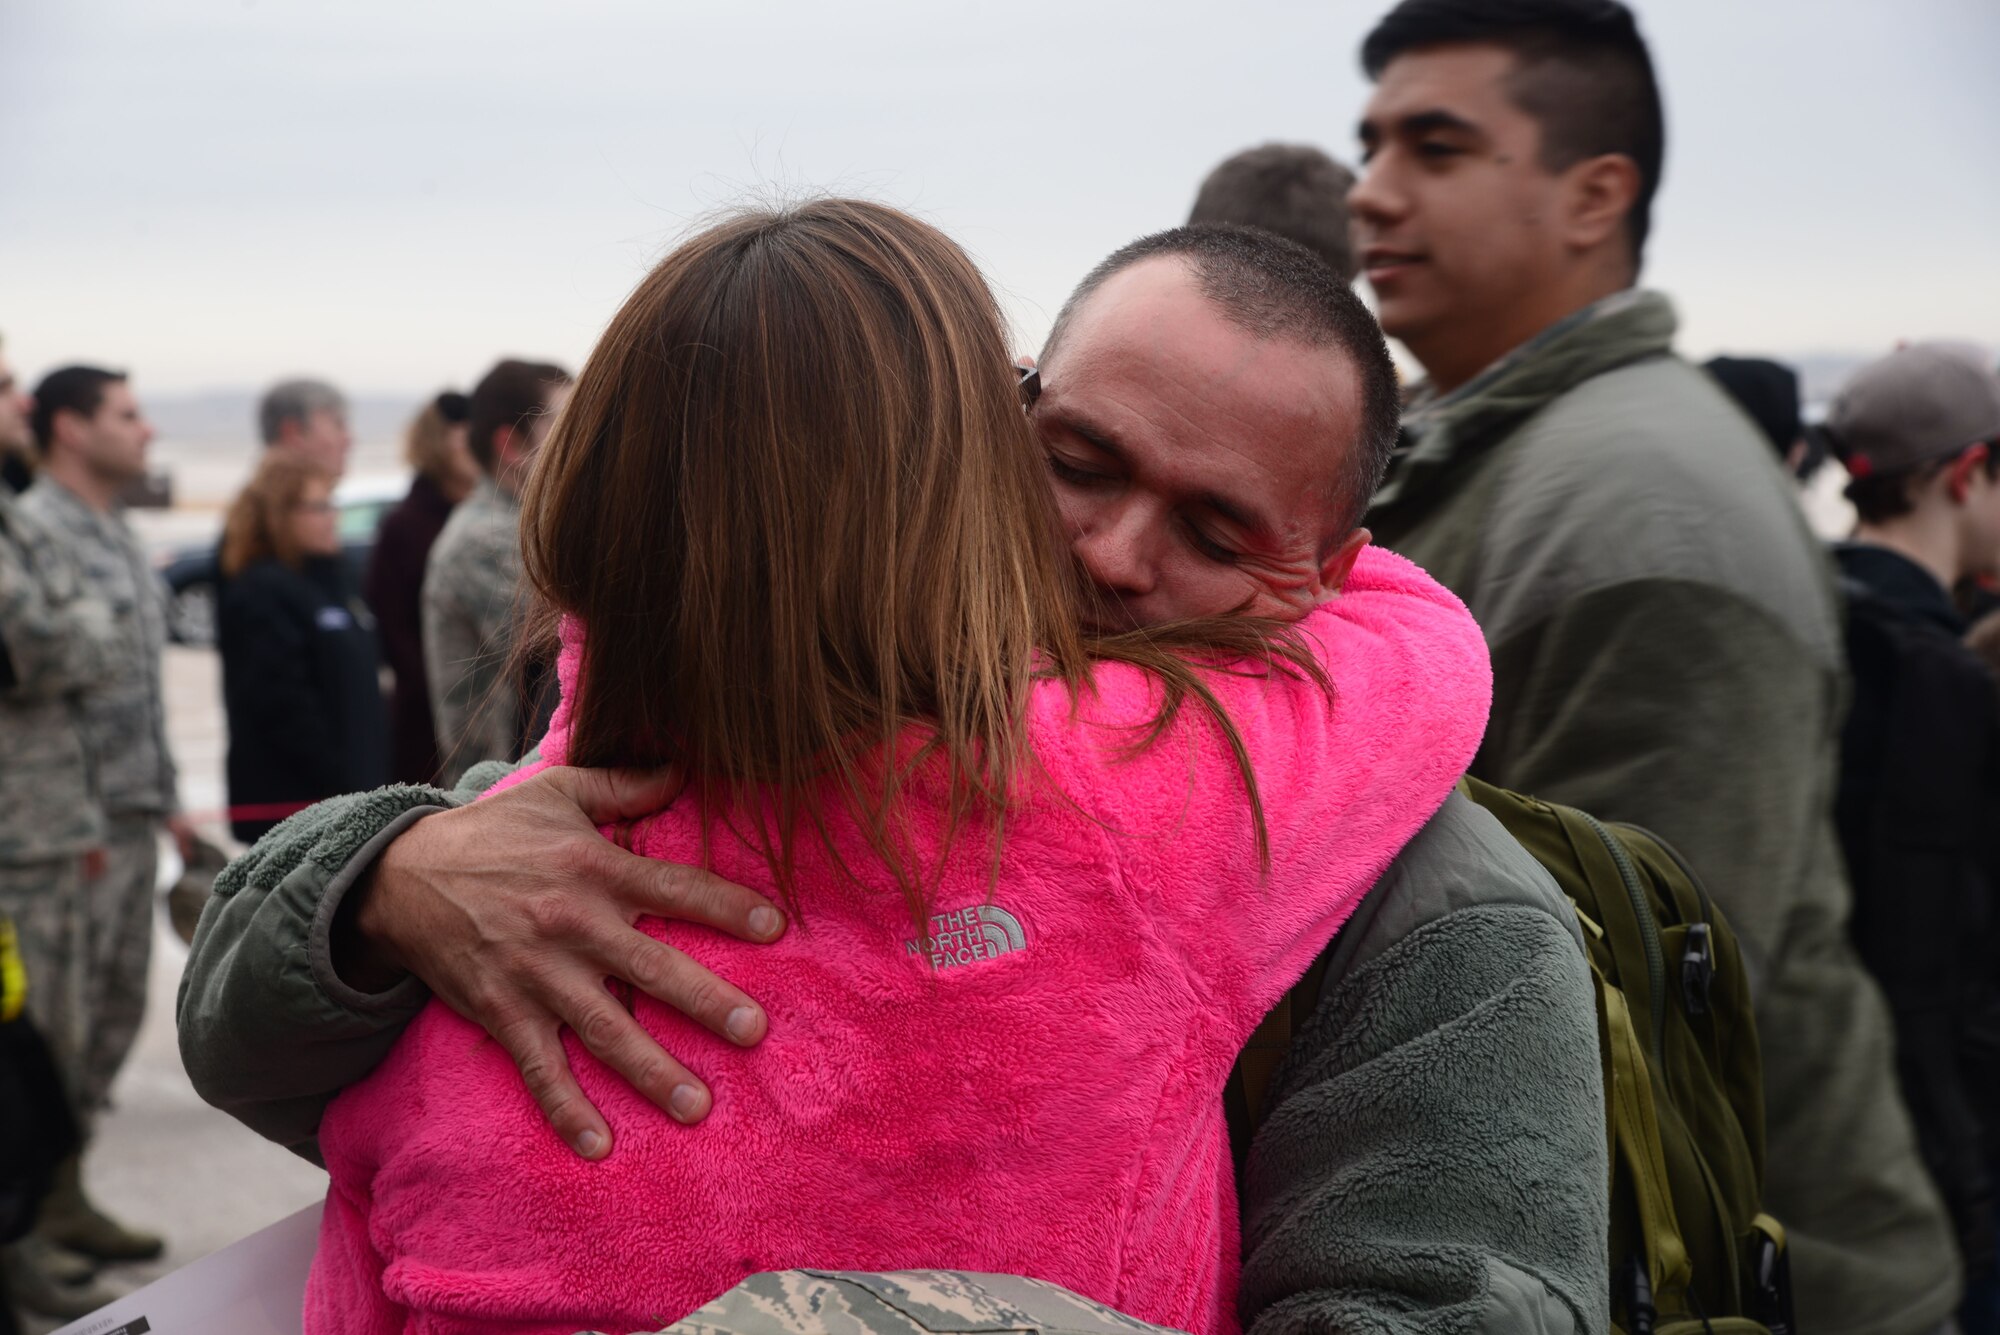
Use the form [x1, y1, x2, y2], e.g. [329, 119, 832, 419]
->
[1368, 289, 1960, 1335]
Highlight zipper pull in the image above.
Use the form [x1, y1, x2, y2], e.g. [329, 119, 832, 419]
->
[1680, 922, 1714, 1017]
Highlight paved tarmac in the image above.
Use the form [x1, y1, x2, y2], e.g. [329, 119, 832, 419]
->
[22, 644, 328, 1331]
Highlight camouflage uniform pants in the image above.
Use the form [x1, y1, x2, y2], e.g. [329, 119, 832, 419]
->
[0, 855, 88, 1112]
[76, 813, 158, 1115]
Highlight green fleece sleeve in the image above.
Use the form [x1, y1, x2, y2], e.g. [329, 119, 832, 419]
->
[1479, 579, 1839, 982]
[175, 760, 521, 1164]
[1239, 799, 1609, 1335]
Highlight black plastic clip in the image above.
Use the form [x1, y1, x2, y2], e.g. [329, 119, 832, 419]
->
[1621, 1256, 1657, 1335]
[1681, 921, 1714, 1017]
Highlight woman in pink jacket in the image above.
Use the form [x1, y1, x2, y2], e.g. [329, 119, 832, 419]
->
[309, 200, 1490, 1335]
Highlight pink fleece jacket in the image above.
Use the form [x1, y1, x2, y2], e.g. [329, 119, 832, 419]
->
[309, 546, 1490, 1335]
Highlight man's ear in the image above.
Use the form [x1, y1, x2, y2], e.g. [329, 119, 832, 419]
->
[1563, 154, 1642, 257]
[1320, 528, 1372, 595]
[1947, 443, 1989, 504]
[491, 424, 520, 472]
[50, 406, 88, 454]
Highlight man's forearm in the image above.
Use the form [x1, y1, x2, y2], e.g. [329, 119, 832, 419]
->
[176, 762, 519, 1161]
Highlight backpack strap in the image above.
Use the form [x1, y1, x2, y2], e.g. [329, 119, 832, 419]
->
[1597, 953, 1695, 1315]
[1225, 949, 1334, 1175]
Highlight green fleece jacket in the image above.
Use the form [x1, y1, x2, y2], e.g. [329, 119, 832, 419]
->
[177, 767, 1608, 1335]
[1369, 290, 1959, 1335]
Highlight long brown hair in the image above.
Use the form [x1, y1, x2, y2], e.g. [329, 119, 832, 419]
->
[220, 452, 332, 578]
[520, 199, 1325, 914]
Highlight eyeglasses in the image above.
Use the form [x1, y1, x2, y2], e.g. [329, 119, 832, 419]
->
[1017, 362, 1041, 409]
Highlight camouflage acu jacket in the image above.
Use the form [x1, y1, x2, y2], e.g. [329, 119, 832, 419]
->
[0, 490, 117, 862]
[627, 1270, 1188, 1335]
[19, 478, 177, 818]
[421, 478, 526, 786]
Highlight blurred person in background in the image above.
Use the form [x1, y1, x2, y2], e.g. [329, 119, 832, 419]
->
[1824, 343, 2000, 1332]
[0, 355, 118, 1320]
[1706, 354, 1828, 482]
[423, 359, 570, 786]
[0, 341, 34, 496]
[1187, 143, 1359, 282]
[19, 366, 187, 1269]
[218, 453, 389, 844]
[259, 377, 352, 479]
[1346, 0, 1959, 1328]
[366, 390, 475, 784]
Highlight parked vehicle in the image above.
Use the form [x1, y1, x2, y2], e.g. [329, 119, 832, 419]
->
[157, 474, 407, 646]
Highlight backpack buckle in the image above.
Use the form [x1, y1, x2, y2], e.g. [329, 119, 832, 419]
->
[1680, 922, 1714, 1017]
[1749, 1214, 1795, 1335]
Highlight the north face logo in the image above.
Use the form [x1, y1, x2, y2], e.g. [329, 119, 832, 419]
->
[905, 905, 1027, 970]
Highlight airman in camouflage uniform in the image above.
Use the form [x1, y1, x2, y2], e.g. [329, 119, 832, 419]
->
[422, 359, 569, 786]
[17, 365, 179, 1268]
[616, 1270, 1188, 1335]
[0, 449, 125, 1318]
[0, 487, 116, 1108]
[19, 472, 178, 1119]
[422, 476, 531, 787]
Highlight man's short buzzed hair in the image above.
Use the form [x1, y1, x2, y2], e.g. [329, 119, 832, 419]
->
[1361, 0, 1665, 267]
[30, 366, 127, 456]
[1188, 144, 1359, 282]
[1042, 224, 1401, 536]
[259, 378, 346, 446]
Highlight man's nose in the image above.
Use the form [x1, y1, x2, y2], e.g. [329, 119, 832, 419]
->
[1071, 496, 1161, 597]
[1347, 160, 1405, 227]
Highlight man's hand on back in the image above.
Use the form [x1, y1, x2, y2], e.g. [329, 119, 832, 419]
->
[335, 765, 786, 1160]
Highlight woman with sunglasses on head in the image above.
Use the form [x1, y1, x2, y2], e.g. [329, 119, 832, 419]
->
[306, 199, 1489, 1335]
[217, 453, 388, 843]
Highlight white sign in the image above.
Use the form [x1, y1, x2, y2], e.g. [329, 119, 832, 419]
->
[53, 1201, 322, 1335]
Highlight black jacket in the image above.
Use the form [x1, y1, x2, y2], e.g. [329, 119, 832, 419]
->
[363, 474, 455, 786]
[219, 556, 389, 842]
[1834, 541, 2000, 1278]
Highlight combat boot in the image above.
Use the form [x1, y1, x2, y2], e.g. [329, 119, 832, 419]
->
[0, 1238, 118, 1321]
[33, 1154, 164, 1263]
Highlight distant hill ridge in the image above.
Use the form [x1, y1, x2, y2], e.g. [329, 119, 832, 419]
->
[143, 391, 426, 447]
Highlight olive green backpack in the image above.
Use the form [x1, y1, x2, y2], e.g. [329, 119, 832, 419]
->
[1225, 777, 1796, 1335]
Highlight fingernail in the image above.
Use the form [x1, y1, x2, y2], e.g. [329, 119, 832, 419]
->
[574, 1129, 604, 1158]
[669, 1084, 708, 1122]
[725, 1006, 762, 1044]
[749, 906, 783, 938]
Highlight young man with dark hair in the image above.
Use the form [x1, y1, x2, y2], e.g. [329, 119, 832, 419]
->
[1348, 1, 1959, 1330]
[421, 358, 570, 785]
[17, 367, 185, 1274]
[0, 345, 122, 1322]
[1187, 144, 1360, 282]
[1825, 345, 2000, 1321]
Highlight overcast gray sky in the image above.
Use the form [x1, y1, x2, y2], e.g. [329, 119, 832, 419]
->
[4, 0, 1996, 395]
